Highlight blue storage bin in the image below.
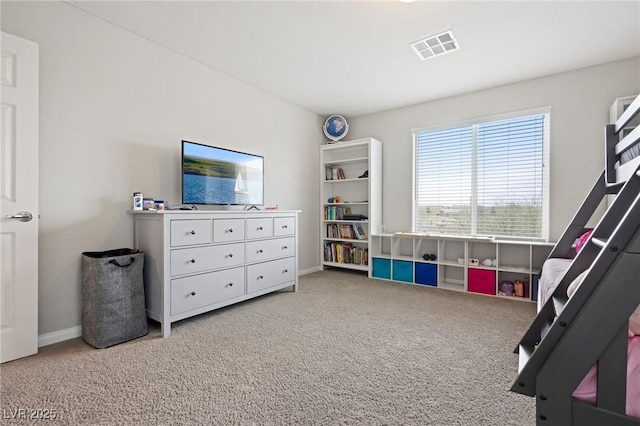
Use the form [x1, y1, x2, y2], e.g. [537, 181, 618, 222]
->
[392, 260, 413, 283]
[415, 262, 437, 286]
[372, 257, 391, 279]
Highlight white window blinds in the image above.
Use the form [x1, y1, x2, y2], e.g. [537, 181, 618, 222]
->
[413, 111, 549, 240]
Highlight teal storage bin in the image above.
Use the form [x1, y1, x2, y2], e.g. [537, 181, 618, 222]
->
[392, 260, 413, 283]
[372, 258, 391, 279]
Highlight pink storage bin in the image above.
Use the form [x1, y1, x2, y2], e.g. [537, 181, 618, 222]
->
[468, 268, 496, 295]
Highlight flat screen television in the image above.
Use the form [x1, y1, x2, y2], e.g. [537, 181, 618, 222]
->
[182, 140, 264, 206]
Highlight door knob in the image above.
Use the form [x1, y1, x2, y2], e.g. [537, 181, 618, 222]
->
[5, 211, 33, 222]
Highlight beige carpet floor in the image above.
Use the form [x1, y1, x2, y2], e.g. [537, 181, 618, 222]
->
[0, 269, 537, 425]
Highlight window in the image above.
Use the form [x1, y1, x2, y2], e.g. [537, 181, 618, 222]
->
[412, 109, 550, 240]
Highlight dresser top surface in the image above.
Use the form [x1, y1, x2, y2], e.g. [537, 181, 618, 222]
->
[129, 209, 300, 215]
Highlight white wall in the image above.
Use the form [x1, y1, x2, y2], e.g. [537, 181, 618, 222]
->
[3, 1, 639, 341]
[1, 1, 324, 336]
[348, 57, 640, 241]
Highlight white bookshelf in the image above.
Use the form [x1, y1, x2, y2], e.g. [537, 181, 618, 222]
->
[320, 138, 382, 274]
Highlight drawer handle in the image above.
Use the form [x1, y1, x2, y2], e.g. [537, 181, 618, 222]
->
[282, 246, 288, 250]
[227, 253, 233, 258]
[190, 291, 196, 296]
[258, 275, 264, 280]
[227, 228, 233, 233]
[257, 249, 263, 254]
[282, 269, 288, 273]
[190, 230, 196, 235]
[228, 282, 234, 287]
[257, 226, 263, 230]
[190, 258, 196, 263]
[282, 225, 288, 229]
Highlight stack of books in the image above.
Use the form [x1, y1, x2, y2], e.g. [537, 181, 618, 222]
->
[326, 223, 367, 240]
[324, 205, 352, 220]
[324, 242, 368, 265]
[325, 166, 346, 180]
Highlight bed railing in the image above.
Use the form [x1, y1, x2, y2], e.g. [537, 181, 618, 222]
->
[607, 95, 640, 185]
[511, 93, 640, 425]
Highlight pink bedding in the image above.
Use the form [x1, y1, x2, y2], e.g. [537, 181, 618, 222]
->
[572, 336, 640, 417]
[537, 258, 640, 417]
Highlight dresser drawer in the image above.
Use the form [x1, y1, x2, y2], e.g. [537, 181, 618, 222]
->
[246, 237, 294, 263]
[273, 216, 295, 237]
[246, 217, 273, 240]
[171, 243, 244, 276]
[171, 219, 211, 247]
[246, 257, 295, 294]
[171, 267, 245, 315]
[213, 218, 245, 243]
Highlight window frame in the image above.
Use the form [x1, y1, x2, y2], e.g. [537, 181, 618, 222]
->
[411, 107, 551, 241]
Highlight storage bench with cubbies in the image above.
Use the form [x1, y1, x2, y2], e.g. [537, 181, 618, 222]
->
[369, 233, 553, 302]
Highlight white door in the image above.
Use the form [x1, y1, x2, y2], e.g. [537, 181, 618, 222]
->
[0, 32, 39, 363]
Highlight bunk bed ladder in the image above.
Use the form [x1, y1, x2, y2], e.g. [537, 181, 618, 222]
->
[512, 168, 640, 424]
[514, 170, 620, 362]
[511, 93, 640, 425]
[535, 184, 640, 425]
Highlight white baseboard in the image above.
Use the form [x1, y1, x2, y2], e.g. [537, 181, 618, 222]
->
[38, 326, 81, 348]
[299, 266, 322, 276]
[37, 266, 325, 348]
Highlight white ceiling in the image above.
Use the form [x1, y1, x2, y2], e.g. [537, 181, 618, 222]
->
[67, 1, 640, 118]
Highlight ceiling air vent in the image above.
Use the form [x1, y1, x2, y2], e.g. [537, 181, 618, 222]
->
[411, 30, 460, 60]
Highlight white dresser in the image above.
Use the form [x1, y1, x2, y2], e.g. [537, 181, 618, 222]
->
[132, 210, 299, 337]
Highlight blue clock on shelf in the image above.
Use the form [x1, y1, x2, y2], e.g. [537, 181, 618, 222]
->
[323, 114, 349, 142]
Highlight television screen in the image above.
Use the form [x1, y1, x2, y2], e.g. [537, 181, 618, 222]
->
[182, 140, 264, 206]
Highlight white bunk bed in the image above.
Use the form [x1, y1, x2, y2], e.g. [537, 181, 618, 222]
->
[511, 94, 640, 425]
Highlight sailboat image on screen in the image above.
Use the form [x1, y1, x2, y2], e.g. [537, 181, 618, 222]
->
[182, 140, 264, 206]
[234, 170, 249, 195]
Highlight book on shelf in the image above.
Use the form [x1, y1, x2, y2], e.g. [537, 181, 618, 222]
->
[326, 223, 368, 240]
[326, 223, 359, 239]
[325, 165, 345, 180]
[352, 223, 367, 240]
[324, 205, 352, 221]
[323, 242, 368, 265]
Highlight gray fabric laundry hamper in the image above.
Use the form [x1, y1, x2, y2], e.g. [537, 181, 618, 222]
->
[81, 248, 148, 348]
